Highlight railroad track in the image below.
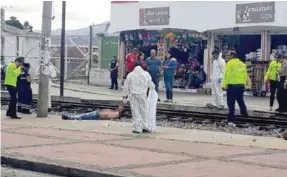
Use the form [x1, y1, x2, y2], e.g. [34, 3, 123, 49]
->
[1, 97, 287, 128]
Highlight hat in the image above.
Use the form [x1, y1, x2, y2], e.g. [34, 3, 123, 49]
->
[15, 57, 24, 63]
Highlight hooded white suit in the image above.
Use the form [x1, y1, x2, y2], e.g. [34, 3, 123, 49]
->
[210, 53, 226, 107]
[123, 66, 155, 132]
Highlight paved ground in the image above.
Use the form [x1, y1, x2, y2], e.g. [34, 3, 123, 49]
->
[1, 167, 61, 177]
[31, 82, 276, 111]
[1, 112, 287, 177]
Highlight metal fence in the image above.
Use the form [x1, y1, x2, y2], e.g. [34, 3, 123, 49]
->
[50, 35, 100, 81]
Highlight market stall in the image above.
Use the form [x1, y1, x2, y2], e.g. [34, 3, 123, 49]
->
[120, 29, 207, 88]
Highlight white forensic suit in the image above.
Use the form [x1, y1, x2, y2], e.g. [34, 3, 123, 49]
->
[147, 89, 158, 132]
[36, 63, 57, 108]
[210, 53, 226, 108]
[123, 66, 155, 132]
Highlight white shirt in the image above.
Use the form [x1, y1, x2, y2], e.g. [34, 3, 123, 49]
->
[123, 66, 155, 96]
[211, 54, 225, 80]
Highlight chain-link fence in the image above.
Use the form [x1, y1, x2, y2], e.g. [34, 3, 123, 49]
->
[50, 35, 100, 82]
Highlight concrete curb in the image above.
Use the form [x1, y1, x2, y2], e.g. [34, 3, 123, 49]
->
[1, 156, 124, 177]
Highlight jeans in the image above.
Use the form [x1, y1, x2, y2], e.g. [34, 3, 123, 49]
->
[227, 85, 248, 122]
[6, 85, 17, 116]
[150, 72, 159, 93]
[164, 75, 173, 100]
[63, 111, 100, 120]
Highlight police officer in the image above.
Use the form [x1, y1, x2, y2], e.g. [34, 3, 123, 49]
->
[264, 52, 282, 111]
[109, 56, 119, 90]
[222, 51, 248, 127]
[5, 57, 24, 119]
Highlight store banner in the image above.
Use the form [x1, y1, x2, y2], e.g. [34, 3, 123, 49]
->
[139, 7, 170, 26]
[236, 1, 275, 24]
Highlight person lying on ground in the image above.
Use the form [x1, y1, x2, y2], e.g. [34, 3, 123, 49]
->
[61, 105, 125, 120]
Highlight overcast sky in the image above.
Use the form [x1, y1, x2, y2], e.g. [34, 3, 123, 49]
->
[1, 0, 111, 30]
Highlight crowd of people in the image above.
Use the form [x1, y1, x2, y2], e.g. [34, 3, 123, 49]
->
[1, 56, 57, 119]
[2, 47, 286, 134]
[108, 48, 287, 131]
[109, 47, 206, 103]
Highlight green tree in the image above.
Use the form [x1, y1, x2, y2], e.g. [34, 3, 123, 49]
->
[5, 16, 24, 29]
[5, 17, 33, 32]
[24, 21, 33, 32]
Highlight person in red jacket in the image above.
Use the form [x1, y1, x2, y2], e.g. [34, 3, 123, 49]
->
[125, 48, 138, 77]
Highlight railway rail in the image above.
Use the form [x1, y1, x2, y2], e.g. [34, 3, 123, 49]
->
[1, 97, 287, 128]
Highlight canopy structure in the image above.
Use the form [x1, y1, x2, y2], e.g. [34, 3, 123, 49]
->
[207, 26, 287, 35]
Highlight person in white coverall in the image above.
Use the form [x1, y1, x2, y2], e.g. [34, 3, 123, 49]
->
[36, 62, 57, 111]
[210, 51, 226, 109]
[123, 63, 155, 133]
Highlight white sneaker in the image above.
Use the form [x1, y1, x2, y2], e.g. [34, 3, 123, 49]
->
[132, 129, 142, 134]
[228, 122, 236, 127]
[217, 105, 225, 109]
[269, 107, 273, 111]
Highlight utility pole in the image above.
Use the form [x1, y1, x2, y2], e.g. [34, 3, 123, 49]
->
[87, 25, 93, 84]
[0, 8, 4, 58]
[60, 1, 66, 96]
[37, 1, 53, 117]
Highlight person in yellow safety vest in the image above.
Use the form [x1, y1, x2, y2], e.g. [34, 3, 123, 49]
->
[221, 51, 248, 127]
[4, 57, 24, 119]
[264, 54, 282, 111]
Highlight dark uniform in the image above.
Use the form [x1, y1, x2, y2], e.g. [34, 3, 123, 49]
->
[4, 58, 24, 118]
[109, 59, 118, 90]
[17, 63, 32, 114]
[222, 57, 248, 123]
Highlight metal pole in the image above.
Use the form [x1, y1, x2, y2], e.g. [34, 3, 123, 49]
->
[87, 25, 93, 84]
[60, 1, 66, 97]
[37, 1, 53, 117]
[65, 35, 68, 79]
[0, 8, 4, 58]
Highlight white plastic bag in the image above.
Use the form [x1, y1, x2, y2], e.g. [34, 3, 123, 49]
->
[147, 89, 158, 132]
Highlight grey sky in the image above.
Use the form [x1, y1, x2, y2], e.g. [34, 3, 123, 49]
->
[1, 0, 111, 30]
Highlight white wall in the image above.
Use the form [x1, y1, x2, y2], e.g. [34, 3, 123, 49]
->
[89, 68, 111, 87]
[2, 31, 41, 75]
[23, 37, 41, 74]
[3, 31, 17, 62]
[109, 1, 287, 33]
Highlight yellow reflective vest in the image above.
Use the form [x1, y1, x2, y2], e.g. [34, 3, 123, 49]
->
[222, 58, 248, 88]
[4, 62, 22, 87]
[264, 60, 281, 81]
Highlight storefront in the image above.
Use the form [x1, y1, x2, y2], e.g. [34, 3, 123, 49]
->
[101, 1, 287, 91]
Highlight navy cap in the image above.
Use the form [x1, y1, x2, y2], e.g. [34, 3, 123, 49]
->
[15, 57, 24, 63]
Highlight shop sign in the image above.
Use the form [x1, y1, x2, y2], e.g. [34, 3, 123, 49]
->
[236, 1, 275, 24]
[139, 7, 170, 26]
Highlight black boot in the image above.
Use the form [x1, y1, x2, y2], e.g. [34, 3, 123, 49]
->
[6, 111, 11, 117]
[11, 115, 21, 119]
[18, 106, 22, 113]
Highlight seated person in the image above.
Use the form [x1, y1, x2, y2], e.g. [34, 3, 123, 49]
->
[186, 68, 197, 89]
[174, 64, 186, 80]
[62, 105, 125, 120]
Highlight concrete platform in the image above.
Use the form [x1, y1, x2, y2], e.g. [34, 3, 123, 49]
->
[2, 82, 285, 118]
[1, 113, 287, 177]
